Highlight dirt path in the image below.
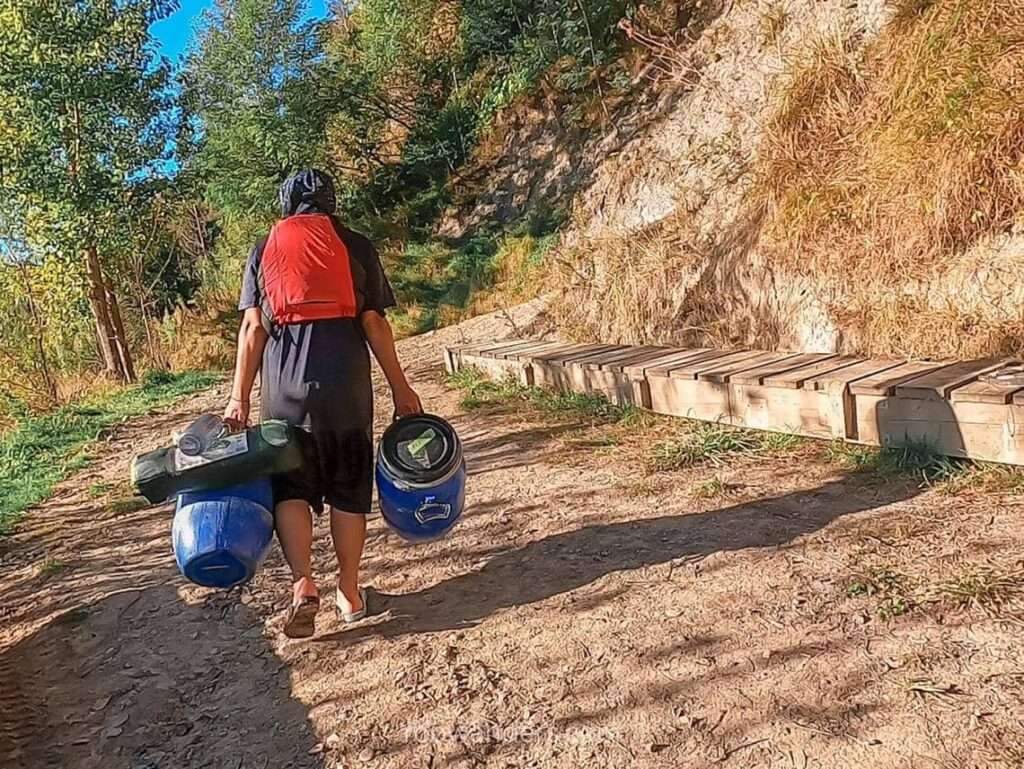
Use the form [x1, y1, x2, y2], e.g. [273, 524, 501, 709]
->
[2, 304, 1023, 769]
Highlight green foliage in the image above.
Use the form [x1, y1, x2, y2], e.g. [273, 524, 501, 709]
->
[0, 0, 198, 386]
[323, 0, 640, 227]
[183, 0, 331, 219]
[0, 0, 178, 249]
[0, 371, 220, 535]
[826, 438, 970, 484]
[847, 568, 915, 620]
[649, 424, 803, 472]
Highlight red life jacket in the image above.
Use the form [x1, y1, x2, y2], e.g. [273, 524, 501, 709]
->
[261, 214, 357, 324]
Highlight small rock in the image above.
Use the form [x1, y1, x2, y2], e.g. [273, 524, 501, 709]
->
[110, 713, 130, 728]
[358, 747, 376, 763]
[309, 743, 324, 755]
[325, 733, 341, 750]
[92, 696, 112, 711]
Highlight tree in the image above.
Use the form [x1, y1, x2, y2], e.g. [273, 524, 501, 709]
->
[183, 0, 331, 220]
[0, 0, 178, 382]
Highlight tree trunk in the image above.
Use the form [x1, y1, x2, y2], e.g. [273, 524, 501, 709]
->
[84, 244, 134, 382]
[104, 275, 136, 383]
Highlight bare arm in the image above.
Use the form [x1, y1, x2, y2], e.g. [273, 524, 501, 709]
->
[360, 310, 422, 416]
[224, 307, 268, 428]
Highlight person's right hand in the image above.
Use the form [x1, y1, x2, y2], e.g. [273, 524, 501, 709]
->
[223, 397, 250, 431]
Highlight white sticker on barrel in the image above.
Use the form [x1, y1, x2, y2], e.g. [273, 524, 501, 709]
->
[175, 432, 250, 472]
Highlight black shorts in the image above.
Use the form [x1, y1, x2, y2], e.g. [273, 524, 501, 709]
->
[273, 424, 374, 514]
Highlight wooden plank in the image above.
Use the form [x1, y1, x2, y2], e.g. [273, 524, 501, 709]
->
[896, 358, 1007, 400]
[559, 345, 633, 368]
[479, 340, 542, 359]
[698, 352, 801, 384]
[473, 339, 529, 356]
[486, 339, 545, 359]
[592, 346, 673, 372]
[854, 395, 1024, 464]
[620, 348, 700, 378]
[450, 340, 504, 357]
[578, 369, 640, 406]
[806, 359, 905, 391]
[951, 367, 1024, 404]
[528, 344, 615, 364]
[763, 356, 863, 390]
[669, 350, 763, 380]
[497, 340, 563, 360]
[730, 385, 844, 439]
[647, 376, 733, 424]
[636, 349, 720, 378]
[443, 346, 459, 374]
[730, 353, 838, 386]
[848, 361, 947, 396]
[602, 346, 686, 373]
[574, 345, 654, 371]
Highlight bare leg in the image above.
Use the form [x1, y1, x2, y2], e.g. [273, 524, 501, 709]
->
[330, 509, 366, 613]
[275, 499, 315, 582]
[275, 499, 319, 638]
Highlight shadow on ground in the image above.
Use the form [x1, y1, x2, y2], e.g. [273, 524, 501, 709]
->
[1, 580, 321, 769]
[317, 474, 919, 645]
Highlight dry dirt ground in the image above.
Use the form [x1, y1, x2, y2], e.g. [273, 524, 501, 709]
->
[2, 306, 1023, 769]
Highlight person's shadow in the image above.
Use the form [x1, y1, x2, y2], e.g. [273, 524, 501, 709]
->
[319, 364, 973, 646]
[317, 472, 918, 645]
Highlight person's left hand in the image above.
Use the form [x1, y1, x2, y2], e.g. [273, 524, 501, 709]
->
[392, 383, 423, 418]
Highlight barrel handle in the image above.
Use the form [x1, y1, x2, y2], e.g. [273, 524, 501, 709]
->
[414, 501, 452, 525]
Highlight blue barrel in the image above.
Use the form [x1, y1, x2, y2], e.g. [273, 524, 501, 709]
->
[376, 460, 466, 542]
[172, 479, 275, 589]
[376, 414, 466, 542]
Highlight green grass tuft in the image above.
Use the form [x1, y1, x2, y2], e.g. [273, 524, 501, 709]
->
[0, 371, 220, 536]
[826, 438, 970, 485]
[692, 476, 735, 500]
[109, 496, 150, 516]
[650, 424, 803, 472]
[88, 482, 116, 499]
[847, 567, 915, 620]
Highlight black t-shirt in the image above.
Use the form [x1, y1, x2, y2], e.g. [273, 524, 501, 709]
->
[238, 218, 395, 428]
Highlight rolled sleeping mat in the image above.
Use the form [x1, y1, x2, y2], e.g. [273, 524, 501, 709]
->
[131, 420, 303, 504]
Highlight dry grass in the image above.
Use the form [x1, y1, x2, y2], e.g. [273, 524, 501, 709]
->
[465, 234, 552, 319]
[927, 564, 1024, 617]
[548, 212, 707, 344]
[758, 0, 1024, 357]
[759, 1, 789, 45]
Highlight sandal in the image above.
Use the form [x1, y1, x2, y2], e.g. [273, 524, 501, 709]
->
[336, 586, 368, 624]
[283, 595, 320, 638]
[283, 577, 320, 639]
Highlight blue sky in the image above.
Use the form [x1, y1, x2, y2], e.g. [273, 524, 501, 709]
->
[151, 0, 331, 64]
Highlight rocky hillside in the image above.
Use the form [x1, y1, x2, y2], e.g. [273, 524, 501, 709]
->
[446, 0, 1023, 360]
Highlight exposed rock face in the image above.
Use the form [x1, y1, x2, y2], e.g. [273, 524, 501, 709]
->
[445, 0, 1024, 359]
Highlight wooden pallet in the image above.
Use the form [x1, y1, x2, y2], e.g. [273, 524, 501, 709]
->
[444, 340, 1024, 466]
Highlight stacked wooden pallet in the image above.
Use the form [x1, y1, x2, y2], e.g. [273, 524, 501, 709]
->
[444, 340, 1024, 466]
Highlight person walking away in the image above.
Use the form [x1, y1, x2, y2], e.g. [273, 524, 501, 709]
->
[224, 169, 422, 638]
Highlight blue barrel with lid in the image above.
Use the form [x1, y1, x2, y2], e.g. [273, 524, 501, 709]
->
[172, 479, 275, 589]
[376, 414, 466, 542]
